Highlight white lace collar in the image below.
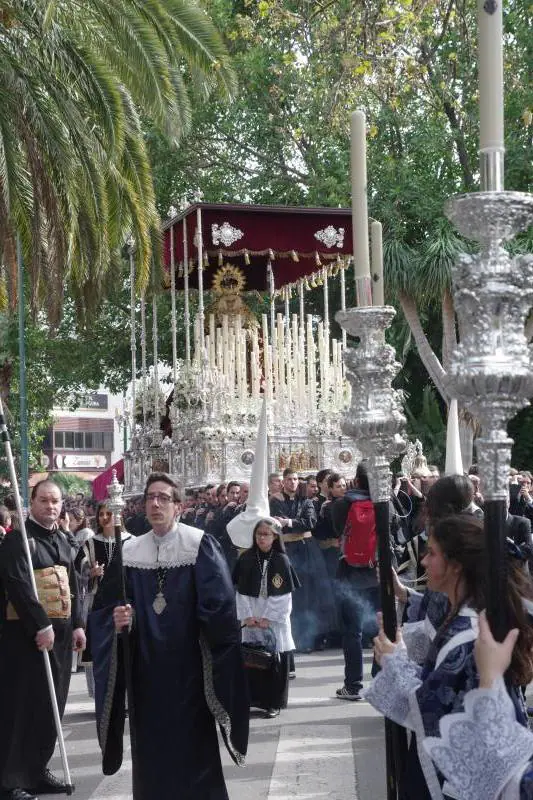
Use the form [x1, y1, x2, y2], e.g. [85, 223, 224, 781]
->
[122, 523, 203, 569]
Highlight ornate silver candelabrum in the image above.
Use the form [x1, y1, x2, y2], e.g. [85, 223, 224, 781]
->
[444, 189, 533, 636]
[336, 304, 407, 798]
[335, 306, 406, 505]
[444, 192, 533, 498]
[106, 468, 125, 524]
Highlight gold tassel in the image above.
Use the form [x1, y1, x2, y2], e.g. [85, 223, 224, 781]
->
[244, 250, 250, 265]
[218, 250, 223, 266]
[203, 252, 209, 268]
[268, 248, 275, 261]
[304, 278, 311, 291]
[315, 251, 322, 266]
[310, 277, 317, 289]
[291, 250, 299, 262]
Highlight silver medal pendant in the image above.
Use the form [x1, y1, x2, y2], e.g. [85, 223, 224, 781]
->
[153, 591, 167, 615]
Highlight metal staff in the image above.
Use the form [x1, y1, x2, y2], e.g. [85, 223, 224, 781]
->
[106, 472, 138, 777]
[0, 398, 73, 793]
[336, 304, 408, 799]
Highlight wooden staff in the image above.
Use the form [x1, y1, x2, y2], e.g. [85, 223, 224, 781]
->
[374, 495, 408, 799]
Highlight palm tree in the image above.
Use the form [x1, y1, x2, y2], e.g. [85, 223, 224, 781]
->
[385, 221, 477, 466]
[0, 0, 236, 322]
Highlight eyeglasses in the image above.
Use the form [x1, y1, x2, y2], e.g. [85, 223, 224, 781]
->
[146, 492, 173, 505]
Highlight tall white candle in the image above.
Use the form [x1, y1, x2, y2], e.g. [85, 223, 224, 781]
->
[339, 262, 347, 349]
[216, 327, 223, 374]
[277, 313, 285, 400]
[208, 315, 216, 369]
[351, 110, 372, 307]
[478, 0, 504, 153]
[266, 344, 273, 403]
[222, 315, 229, 379]
[371, 220, 384, 306]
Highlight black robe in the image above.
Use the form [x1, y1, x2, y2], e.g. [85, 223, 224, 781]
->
[90, 526, 249, 800]
[233, 548, 300, 598]
[0, 520, 82, 790]
[269, 494, 336, 649]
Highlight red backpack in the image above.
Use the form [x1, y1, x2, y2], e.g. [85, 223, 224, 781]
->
[342, 499, 377, 567]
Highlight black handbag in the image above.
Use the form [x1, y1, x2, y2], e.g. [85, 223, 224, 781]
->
[241, 626, 277, 670]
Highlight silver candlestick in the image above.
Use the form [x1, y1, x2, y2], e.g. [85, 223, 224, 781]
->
[106, 468, 125, 524]
[444, 189, 533, 637]
[336, 304, 407, 800]
[336, 305, 406, 504]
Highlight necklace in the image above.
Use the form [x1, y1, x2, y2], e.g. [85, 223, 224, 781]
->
[153, 566, 168, 615]
[103, 538, 115, 565]
[256, 550, 272, 598]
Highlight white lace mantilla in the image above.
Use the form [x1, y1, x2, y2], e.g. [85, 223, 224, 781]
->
[424, 678, 533, 800]
[122, 523, 203, 569]
[364, 646, 422, 727]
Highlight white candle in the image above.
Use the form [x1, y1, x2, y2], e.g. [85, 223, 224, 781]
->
[478, 0, 504, 153]
[371, 220, 384, 306]
[235, 327, 242, 398]
[222, 315, 229, 379]
[251, 328, 260, 398]
[266, 344, 273, 402]
[277, 313, 285, 400]
[339, 262, 347, 349]
[216, 327, 223, 374]
[240, 333, 247, 401]
[351, 111, 371, 306]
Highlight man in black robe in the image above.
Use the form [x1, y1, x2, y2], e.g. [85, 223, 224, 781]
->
[269, 469, 336, 653]
[0, 480, 85, 800]
[92, 473, 249, 800]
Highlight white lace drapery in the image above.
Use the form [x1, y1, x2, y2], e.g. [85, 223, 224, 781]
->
[424, 678, 533, 800]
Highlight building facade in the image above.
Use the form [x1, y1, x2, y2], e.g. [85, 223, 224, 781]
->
[42, 391, 124, 479]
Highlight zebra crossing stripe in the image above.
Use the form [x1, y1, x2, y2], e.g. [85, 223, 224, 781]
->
[267, 724, 357, 799]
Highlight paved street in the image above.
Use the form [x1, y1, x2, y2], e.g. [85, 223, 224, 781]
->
[53, 650, 386, 800]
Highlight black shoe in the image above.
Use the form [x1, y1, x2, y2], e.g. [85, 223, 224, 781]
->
[2, 790, 39, 800]
[336, 685, 362, 701]
[32, 771, 71, 795]
[264, 708, 280, 718]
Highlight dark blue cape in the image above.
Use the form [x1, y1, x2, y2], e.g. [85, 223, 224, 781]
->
[90, 533, 249, 800]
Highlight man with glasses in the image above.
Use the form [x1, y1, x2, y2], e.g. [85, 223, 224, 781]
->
[90, 473, 249, 800]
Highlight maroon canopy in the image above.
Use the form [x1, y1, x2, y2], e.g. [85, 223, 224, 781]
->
[92, 459, 124, 502]
[162, 202, 354, 292]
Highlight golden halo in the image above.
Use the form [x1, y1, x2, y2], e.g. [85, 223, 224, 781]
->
[212, 263, 246, 295]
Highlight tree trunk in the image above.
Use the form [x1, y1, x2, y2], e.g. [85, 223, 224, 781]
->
[459, 416, 474, 472]
[441, 288, 457, 372]
[398, 290, 449, 404]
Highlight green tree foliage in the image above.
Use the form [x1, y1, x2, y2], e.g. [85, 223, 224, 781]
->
[0, 0, 236, 321]
[0, 0, 237, 473]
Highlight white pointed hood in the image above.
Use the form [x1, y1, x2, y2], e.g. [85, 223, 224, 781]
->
[227, 398, 269, 549]
[445, 398, 464, 476]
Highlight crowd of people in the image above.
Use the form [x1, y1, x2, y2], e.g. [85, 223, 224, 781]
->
[2, 461, 533, 800]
